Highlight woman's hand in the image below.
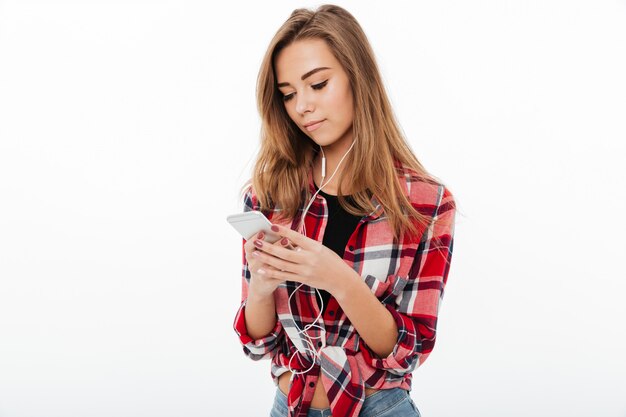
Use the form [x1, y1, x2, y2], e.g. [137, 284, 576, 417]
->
[249, 224, 356, 296]
[244, 231, 291, 299]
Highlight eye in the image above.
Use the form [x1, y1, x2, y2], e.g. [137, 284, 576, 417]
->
[282, 80, 328, 102]
[312, 80, 328, 90]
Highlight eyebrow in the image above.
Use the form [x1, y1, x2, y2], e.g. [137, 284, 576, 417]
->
[276, 67, 331, 88]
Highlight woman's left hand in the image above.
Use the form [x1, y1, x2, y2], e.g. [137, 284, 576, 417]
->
[249, 223, 355, 296]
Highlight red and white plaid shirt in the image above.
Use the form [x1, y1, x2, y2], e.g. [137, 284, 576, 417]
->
[233, 160, 456, 417]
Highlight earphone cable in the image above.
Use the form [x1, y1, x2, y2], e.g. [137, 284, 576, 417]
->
[287, 140, 356, 374]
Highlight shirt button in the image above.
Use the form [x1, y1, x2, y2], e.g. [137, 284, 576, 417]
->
[348, 245, 354, 251]
[317, 341, 323, 348]
[309, 382, 315, 388]
[329, 310, 335, 316]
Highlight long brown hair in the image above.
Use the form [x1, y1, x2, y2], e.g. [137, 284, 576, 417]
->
[241, 4, 448, 242]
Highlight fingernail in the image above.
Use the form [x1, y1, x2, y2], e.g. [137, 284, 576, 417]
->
[271, 225, 279, 232]
[257, 268, 266, 275]
[281, 237, 289, 246]
[254, 240, 263, 248]
[257, 231, 264, 239]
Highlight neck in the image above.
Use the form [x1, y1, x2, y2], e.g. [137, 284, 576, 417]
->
[312, 141, 355, 195]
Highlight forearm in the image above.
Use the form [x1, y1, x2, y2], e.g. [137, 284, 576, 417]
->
[333, 269, 398, 358]
[244, 285, 278, 340]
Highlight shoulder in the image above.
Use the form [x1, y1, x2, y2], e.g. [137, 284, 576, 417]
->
[241, 182, 282, 221]
[241, 182, 260, 212]
[394, 160, 455, 212]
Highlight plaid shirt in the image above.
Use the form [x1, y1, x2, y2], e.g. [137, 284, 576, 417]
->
[233, 160, 456, 417]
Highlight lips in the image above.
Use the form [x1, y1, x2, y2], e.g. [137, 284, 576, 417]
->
[304, 119, 325, 132]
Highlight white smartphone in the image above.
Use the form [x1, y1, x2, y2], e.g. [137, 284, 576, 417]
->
[226, 210, 281, 243]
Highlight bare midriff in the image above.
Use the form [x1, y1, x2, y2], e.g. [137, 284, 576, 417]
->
[278, 370, 379, 409]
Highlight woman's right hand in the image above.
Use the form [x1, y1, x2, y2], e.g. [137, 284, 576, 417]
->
[244, 231, 291, 298]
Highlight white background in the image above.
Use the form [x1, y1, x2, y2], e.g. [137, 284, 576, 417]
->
[1, 1, 625, 416]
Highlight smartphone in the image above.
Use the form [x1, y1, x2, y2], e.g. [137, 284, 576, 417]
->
[226, 210, 281, 243]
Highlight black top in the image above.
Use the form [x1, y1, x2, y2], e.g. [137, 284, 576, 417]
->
[313, 185, 362, 315]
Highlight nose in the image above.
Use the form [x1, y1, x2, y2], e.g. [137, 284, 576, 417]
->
[295, 89, 314, 115]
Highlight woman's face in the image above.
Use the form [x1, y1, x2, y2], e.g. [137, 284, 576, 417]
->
[274, 38, 354, 151]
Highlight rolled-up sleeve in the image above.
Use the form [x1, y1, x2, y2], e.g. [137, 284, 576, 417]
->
[233, 295, 284, 361]
[361, 186, 456, 375]
[232, 185, 285, 361]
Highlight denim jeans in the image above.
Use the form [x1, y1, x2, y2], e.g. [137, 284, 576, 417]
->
[269, 386, 421, 417]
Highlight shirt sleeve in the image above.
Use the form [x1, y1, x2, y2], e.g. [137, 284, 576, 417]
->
[360, 185, 456, 376]
[232, 185, 285, 361]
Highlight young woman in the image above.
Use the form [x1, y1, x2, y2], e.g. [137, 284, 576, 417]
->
[233, 5, 456, 417]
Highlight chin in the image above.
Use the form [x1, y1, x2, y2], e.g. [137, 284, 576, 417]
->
[311, 135, 339, 148]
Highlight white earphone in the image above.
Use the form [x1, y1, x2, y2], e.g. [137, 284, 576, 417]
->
[296, 140, 356, 235]
[287, 139, 356, 375]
